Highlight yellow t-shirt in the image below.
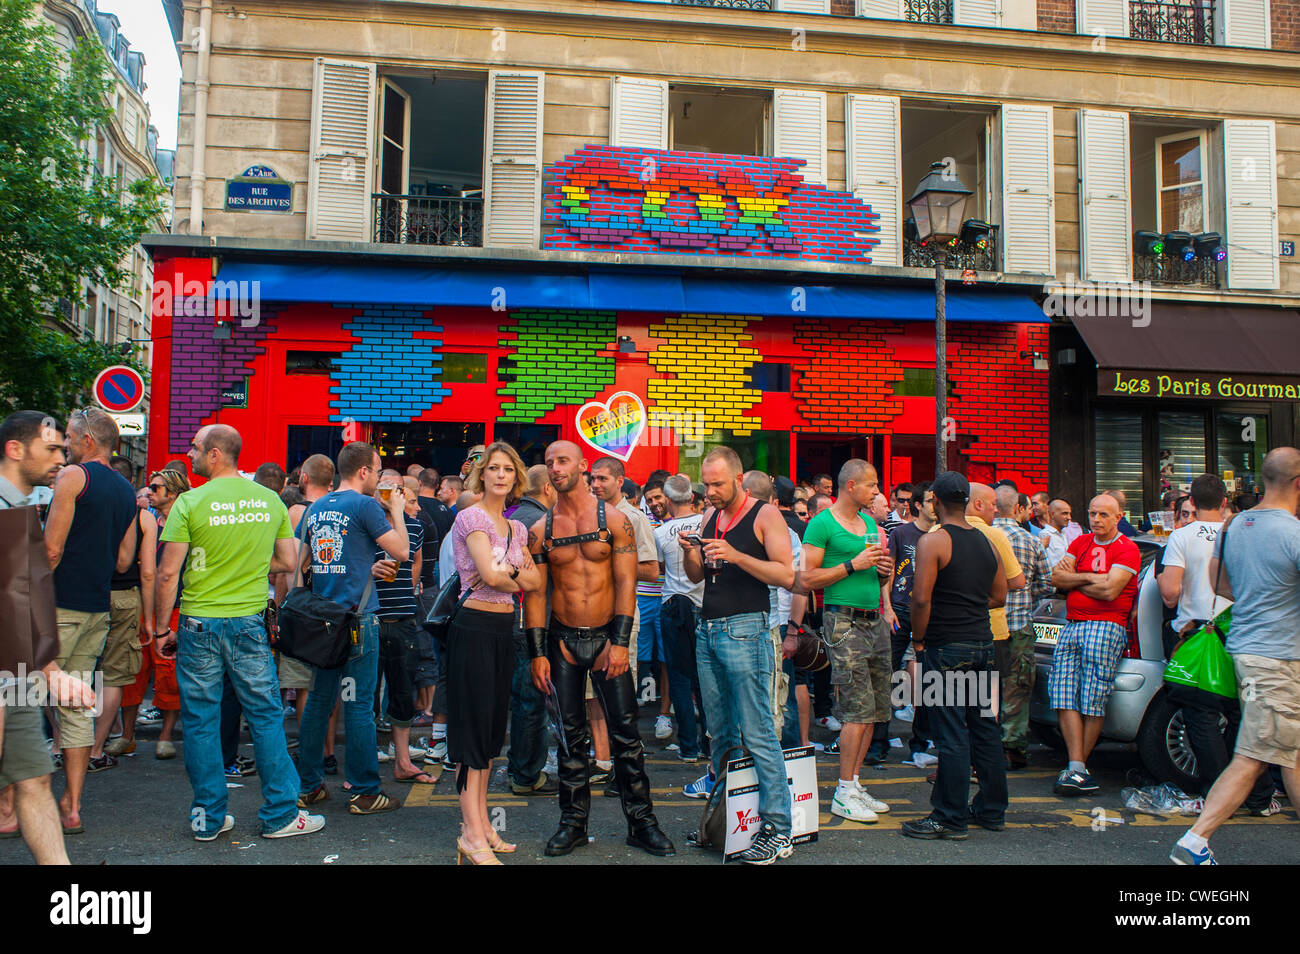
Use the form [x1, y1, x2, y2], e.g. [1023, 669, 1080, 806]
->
[967, 515, 1022, 640]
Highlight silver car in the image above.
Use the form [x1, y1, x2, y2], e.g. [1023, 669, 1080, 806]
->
[1029, 535, 1206, 790]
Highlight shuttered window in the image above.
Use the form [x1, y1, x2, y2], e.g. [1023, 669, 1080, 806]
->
[1221, 0, 1271, 48]
[1094, 409, 1146, 519]
[1076, 0, 1129, 38]
[856, 0, 904, 18]
[954, 0, 1002, 27]
[1079, 109, 1132, 284]
[307, 59, 376, 241]
[1224, 120, 1279, 290]
[484, 70, 544, 249]
[609, 77, 668, 150]
[773, 89, 827, 186]
[845, 94, 901, 267]
[1000, 104, 1054, 274]
[774, 0, 831, 11]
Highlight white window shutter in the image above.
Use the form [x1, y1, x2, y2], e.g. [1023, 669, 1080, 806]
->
[1000, 104, 1055, 274]
[609, 77, 668, 150]
[1076, 0, 1130, 39]
[1078, 110, 1132, 284]
[773, 89, 827, 186]
[954, 0, 1002, 27]
[307, 58, 376, 241]
[856, 0, 904, 18]
[845, 94, 901, 267]
[1221, 0, 1271, 48]
[484, 70, 544, 249]
[1224, 120, 1279, 290]
[774, 0, 831, 12]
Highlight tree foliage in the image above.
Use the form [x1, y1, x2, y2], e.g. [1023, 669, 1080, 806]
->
[0, 0, 166, 418]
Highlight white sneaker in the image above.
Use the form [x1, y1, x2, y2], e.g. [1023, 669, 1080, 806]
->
[654, 715, 673, 739]
[389, 742, 425, 761]
[263, 810, 325, 838]
[815, 715, 843, 732]
[419, 737, 448, 762]
[377, 748, 393, 763]
[543, 748, 558, 776]
[830, 789, 878, 823]
[906, 752, 939, 768]
[895, 705, 915, 723]
[854, 786, 890, 813]
[194, 814, 235, 842]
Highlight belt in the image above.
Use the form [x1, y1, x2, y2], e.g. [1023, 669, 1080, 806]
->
[825, 604, 879, 621]
[551, 621, 612, 639]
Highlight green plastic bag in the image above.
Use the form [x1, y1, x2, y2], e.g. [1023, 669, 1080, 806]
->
[1163, 607, 1236, 700]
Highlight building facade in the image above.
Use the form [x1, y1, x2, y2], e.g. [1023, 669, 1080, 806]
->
[41, 0, 174, 470]
[146, 0, 1299, 514]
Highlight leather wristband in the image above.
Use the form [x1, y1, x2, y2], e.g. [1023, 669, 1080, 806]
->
[526, 627, 548, 659]
[610, 614, 634, 648]
[842, 560, 856, 577]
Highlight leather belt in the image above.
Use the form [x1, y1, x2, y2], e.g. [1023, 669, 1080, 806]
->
[824, 604, 879, 621]
[551, 621, 613, 639]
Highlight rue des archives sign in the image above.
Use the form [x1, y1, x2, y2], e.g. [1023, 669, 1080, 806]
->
[1100, 369, 1300, 402]
[225, 165, 292, 213]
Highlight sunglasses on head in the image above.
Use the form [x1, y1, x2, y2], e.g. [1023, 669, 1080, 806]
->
[465, 453, 483, 463]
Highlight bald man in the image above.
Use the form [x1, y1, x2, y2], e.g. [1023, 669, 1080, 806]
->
[1047, 493, 1142, 796]
[524, 441, 673, 857]
[1040, 498, 1072, 568]
[965, 485, 1026, 737]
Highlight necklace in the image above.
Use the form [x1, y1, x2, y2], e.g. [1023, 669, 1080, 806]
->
[716, 493, 751, 539]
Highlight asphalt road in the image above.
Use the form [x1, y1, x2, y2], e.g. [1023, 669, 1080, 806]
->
[3, 707, 1296, 866]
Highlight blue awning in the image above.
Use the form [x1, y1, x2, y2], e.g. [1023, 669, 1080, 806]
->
[213, 262, 1046, 323]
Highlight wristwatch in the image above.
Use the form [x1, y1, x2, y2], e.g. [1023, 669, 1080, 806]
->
[508, 566, 520, 581]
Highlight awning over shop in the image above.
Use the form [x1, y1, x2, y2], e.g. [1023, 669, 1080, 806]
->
[1076, 304, 1300, 401]
[211, 262, 1047, 323]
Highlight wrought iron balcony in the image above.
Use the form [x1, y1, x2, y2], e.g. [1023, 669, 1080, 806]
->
[672, 0, 773, 8]
[905, 0, 954, 24]
[1129, 0, 1215, 45]
[372, 194, 484, 247]
[904, 225, 999, 272]
[1134, 252, 1220, 288]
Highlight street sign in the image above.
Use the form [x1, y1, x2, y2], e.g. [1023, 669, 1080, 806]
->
[108, 413, 146, 436]
[93, 366, 146, 413]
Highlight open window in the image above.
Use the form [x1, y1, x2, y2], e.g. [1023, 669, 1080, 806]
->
[669, 86, 770, 156]
[1129, 118, 1221, 286]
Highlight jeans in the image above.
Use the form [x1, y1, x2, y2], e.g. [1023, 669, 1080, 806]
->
[636, 594, 662, 666]
[888, 607, 931, 754]
[781, 656, 801, 750]
[660, 595, 705, 758]
[220, 675, 242, 767]
[697, 611, 791, 835]
[508, 630, 549, 786]
[297, 614, 381, 796]
[922, 640, 1008, 831]
[176, 614, 299, 835]
[1179, 696, 1275, 809]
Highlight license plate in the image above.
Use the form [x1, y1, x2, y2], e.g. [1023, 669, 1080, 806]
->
[1034, 622, 1063, 647]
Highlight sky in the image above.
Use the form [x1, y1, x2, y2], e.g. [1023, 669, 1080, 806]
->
[98, 1, 180, 150]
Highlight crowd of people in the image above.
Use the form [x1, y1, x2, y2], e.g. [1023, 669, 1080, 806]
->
[0, 406, 1296, 867]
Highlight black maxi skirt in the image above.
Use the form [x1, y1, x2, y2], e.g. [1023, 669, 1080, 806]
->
[446, 606, 514, 792]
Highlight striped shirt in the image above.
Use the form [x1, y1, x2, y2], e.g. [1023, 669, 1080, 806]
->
[373, 513, 424, 619]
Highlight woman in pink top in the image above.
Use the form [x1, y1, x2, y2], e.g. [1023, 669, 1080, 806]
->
[448, 441, 542, 865]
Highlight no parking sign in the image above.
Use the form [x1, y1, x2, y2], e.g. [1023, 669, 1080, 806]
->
[93, 366, 146, 413]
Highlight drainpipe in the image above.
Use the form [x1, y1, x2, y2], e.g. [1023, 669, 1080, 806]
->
[187, 0, 212, 235]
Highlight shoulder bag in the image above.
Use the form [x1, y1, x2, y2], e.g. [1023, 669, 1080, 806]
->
[278, 516, 375, 670]
[422, 520, 512, 643]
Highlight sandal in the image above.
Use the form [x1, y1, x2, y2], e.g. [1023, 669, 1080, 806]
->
[395, 771, 437, 785]
[457, 836, 502, 866]
[486, 830, 517, 853]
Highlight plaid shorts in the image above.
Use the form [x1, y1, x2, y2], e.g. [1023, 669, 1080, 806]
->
[1047, 619, 1127, 718]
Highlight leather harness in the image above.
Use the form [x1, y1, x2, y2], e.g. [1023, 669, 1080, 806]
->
[535, 499, 611, 563]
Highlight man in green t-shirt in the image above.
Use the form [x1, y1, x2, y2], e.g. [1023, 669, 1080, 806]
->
[154, 424, 322, 843]
[798, 459, 897, 824]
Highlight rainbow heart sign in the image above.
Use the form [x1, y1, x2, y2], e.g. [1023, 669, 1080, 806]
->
[576, 391, 646, 462]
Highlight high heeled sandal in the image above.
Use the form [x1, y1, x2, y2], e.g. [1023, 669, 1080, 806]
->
[486, 830, 517, 853]
[456, 836, 502, 865]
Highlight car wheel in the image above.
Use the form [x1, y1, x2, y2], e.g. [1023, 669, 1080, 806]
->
[1135, 693, 1201, 792]
[1030, 722, 1066, 752]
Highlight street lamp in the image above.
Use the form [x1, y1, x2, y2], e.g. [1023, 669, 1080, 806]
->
[908, 160, 972, 477]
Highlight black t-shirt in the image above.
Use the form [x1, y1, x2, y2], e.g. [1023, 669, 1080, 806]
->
[416, 496, 452, 583]
[888, 521, 926, 609]
[782, 509, 806, 540]
[926, 525, 998, 645]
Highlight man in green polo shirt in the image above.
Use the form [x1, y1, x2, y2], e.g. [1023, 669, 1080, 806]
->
[798, 459, 897, 824]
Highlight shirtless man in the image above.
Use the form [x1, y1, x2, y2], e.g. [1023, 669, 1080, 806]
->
[525, 441, 675, 858]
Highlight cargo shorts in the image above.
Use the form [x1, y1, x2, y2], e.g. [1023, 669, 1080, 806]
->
[102, 588, 143, 688]
[1232, 654, 1300, 768]
[823, 609, 892, 725]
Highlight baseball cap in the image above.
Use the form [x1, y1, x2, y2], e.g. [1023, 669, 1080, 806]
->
[773, 475, 796, 507]
[931, 471, 970, 504]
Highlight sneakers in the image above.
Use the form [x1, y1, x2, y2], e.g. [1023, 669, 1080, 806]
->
[297, 784, 329, 809]
[676, 750, 704, 763]
[511, 771, 560, 796]
[815, 715, 842, 732]
[224, 755, 256, 779]
[1170, 841, 1217, 865]
[901, 816, 968, 840]
[419, 737, 448, 762]
[87, 753, 118, 773]
[895, 704, 915, 723]
[905, 751, 938, 768]
[831, 789, 878, 823]
[348, 791, 402, 814]
[824, 737, 841, 755]
[738, 822, 794, 865]
[194, 814, 235, 842]
[854, 786, 890, 813]
[588, 765, 612, 786]
[1248, 798, 1283, 817]
[388, 742, 427, 761]
[683, 771, 716, 799]
[1054, 768, 1099, 796]
[654, 715, 673, 739]
[263, 810, 325, 838]
[155, 740, 177, 760]
[377, 747, 393, 764]
[105, 737, 136, 757]
[137, 706, 163, 725]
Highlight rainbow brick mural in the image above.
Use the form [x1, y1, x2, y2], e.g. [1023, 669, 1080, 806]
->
[498, 309, 617, 421]
[647, 313, 764, 438]
[544, 146, 879, 262]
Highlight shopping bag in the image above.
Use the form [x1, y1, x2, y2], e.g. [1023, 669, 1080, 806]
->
[1163, 607, 1236, 700]
[0, 506, 60, 673]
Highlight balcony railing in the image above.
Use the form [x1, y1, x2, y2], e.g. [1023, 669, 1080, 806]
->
[372, 195, 484, 247]
[905, 0, 954, 24]
[1129, 0, 1215, 44]
[672, 0, 773, 8]
[904, 225, 999, 272]
[1135, 252, 1220, 288]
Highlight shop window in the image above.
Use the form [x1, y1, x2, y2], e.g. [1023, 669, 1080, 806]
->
[373, 421, 485, 476]
[1094, 408, 1145, 519]
[286, 425, 345, 472]
[440, 353, 487, 384]
[286, 350, 342, 374]
[892, 367, 955, 398]
[748, 362, 791, 393]
[1215, 412, 1268, 498]
[1156, 411, 1207, 499]
[678, 429, 791, 479]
